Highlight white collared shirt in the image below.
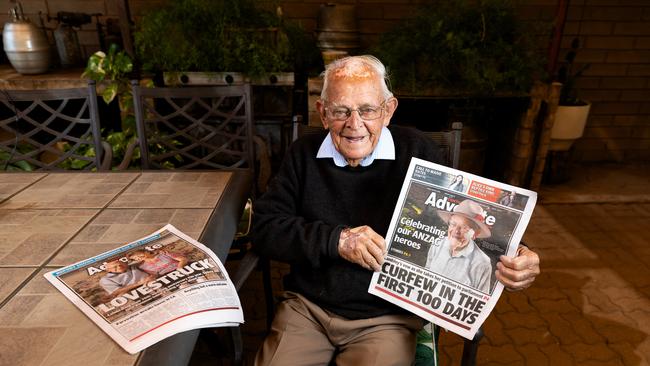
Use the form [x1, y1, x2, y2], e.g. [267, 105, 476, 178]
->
[425, 237, 492, 293]
[316, 126, 395, 167]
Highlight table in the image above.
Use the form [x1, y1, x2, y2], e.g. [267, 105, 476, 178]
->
[0, 170, 251, 366]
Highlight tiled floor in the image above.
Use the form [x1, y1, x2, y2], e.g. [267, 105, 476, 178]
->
[193, 162, 650, 365]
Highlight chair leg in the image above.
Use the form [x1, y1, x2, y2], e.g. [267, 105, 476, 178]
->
[230, 326, 244, 366]
[261, 257, 275, 330]
[460, 326, 483, 366]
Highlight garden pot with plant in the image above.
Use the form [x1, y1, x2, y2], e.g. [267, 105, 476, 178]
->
[82, 44, 139, 169]
[134, 0, 320, 86]
[369, 0, 545, 178]
[549, 37, 591, 152]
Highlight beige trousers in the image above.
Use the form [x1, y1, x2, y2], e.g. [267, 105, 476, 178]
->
[254, 291, 423, 366]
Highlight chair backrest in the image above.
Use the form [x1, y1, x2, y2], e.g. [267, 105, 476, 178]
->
[131, 82, 255, 171]
[0, 81, 107, 171]
[291, 115, 325, 142]
[420, 121, 463, 169]
[292, 116, 462, 169]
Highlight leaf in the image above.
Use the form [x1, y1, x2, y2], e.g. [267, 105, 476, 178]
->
[121, 115, 136, 133]
[14, 160, 34, 171]
[414, 344, 435, 366]
[102, 83, 119, 104]
[71, 159, 91, 169]
[416, 328, 433, 343]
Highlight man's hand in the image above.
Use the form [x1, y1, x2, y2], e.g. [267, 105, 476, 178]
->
[338, 226, 386, 271]
[496, 245, 540, 291]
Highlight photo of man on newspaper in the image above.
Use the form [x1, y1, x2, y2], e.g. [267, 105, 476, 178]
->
[425, 199, 492, 293]
[370, 158, 537, 340]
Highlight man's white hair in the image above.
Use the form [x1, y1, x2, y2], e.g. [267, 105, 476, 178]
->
[320, 55, 393, 101]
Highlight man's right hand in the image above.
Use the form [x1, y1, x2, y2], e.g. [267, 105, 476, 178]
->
[338, 226, 386, 271]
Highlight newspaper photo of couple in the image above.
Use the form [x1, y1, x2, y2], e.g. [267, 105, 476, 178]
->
[45, 225, 243, 354]
[59, 233, 225, 322]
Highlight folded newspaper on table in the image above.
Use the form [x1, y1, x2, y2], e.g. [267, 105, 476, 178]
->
[44, 224, 244, 354]
[368, 158, 537, 340]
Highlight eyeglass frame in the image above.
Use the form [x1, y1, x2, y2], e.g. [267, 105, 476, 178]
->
[322, 100, 388, 122]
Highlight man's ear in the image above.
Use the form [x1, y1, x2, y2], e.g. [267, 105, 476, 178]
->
[316, 100, 329, 129]
[467, 228, 477, 241]
[383, 97, 398, 126]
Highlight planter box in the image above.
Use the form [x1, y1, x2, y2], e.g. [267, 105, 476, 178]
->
[163, 71, 294, 87]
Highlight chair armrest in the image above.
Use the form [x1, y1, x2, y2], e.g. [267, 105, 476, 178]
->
[115, 138, 140, 170]
[231, 250, 260, 292]
[252, 135, 272, 195]
[100, 141, 113, 171]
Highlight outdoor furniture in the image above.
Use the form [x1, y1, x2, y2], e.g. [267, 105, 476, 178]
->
[131, 82, 268, 364]
[0, 170, 251, 366]
[131, 82, 256, 172]
[421, 121, 463, 169]
[231, 120, 479, 365]
[0, 81, 112, 171]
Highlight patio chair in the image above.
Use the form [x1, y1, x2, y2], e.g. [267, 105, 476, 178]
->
[231, 119, 484, 365]
[131, 82, 256, 171]
[131, 81, 269, 364]
[0, 81, 112, 171]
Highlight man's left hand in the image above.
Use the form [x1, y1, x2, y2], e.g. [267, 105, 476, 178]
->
[496, 245, 540, 291]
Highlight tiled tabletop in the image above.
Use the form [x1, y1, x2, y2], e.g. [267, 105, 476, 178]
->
[0, 171, 249, 366]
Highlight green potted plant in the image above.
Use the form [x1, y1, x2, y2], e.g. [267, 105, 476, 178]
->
[133, 0, 320, 85]
[82, 44, 140, 169]
[549, 37, 591, 151]
[370, 0, 545, 97]
[83, 44, 185, 169]
[369, 0, 546, 177]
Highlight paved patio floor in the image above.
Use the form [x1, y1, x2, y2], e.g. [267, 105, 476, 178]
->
[193, 162, 650, 365]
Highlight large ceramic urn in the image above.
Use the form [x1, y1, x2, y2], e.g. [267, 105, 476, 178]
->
[2, 2, 51, 74]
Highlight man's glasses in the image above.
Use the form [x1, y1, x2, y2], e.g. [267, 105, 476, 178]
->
[325, 102, 385, 121]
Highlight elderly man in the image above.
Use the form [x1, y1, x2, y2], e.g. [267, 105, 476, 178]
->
[252, 55, 540, 365]
[425, 199, 493, 293]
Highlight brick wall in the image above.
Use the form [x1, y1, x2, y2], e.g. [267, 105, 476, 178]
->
[2, 0, 648, 162]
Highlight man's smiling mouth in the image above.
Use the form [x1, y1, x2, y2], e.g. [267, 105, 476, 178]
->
[342, 135, 368, 143]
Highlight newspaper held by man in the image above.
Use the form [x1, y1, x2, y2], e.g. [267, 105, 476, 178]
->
[44, 224, 244, 354]
[368, 158, 537, 340]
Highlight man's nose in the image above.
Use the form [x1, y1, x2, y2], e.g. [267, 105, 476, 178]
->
[345, 111, 364, 129]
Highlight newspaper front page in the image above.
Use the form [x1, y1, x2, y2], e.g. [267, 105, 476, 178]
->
[44, 224, 244, 354]
[368, 158, 537, 339]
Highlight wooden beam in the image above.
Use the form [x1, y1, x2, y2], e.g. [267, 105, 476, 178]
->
[116, 0, 134, 58]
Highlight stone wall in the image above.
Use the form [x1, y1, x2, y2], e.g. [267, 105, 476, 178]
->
[2, 0, 648, 163]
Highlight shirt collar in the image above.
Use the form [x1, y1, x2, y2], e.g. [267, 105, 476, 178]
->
[316, 126, 395, 167]
[447, 238, 477, 258]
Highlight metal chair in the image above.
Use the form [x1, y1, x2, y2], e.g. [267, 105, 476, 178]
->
[0, 81, 111, 171]
[291, 115, 325, 141]
[131, 82, 265, 364]
[131, 82, 256, 172]
[232, 119, 479, 365]
[421, 121, 463, 169]
[415, 122, 484, 366]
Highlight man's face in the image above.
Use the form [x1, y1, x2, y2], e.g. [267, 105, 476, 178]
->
[447, 215, 476, 247]
[129, 252, 146, 262]
[317, 76, 397, 166]
[105, 260, 128, 273]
